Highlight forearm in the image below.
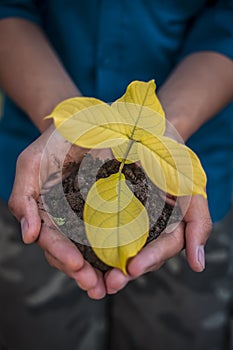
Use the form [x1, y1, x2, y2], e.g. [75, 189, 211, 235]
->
[158, 52, 233, 141]
[0, 18, 80, 132]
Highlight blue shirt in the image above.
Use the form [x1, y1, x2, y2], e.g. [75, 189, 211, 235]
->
[0, 0, 233, 222]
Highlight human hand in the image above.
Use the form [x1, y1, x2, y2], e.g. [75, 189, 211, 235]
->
[8, 124, 108, 299]
[105, 194, 212, 295]
[104, 118, 212, 294]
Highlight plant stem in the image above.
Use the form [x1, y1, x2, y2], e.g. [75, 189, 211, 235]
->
[118, 139, 135, 173]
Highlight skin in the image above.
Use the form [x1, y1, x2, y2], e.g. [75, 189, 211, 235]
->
[1, 18, 233, 299]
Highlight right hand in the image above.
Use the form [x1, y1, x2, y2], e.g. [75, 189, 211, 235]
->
[8, 124, 107, 299]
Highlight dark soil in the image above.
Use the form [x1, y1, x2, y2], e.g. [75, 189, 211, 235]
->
[44, 154, 182, 272]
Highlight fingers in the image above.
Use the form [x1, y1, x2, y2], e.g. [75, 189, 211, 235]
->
[127, 222, 185, 278]
[104, 195, 212, 294]
[87, 269, 107, 299]
[180, 195, 212, 272]
[105, 268, 132, 295]
[41, 220, 107, 299]
[103, 222, 185, 295]
[39, 223, 85, 272]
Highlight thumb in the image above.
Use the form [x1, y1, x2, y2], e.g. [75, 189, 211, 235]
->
[8, 149, 42, 243]
[180, 195, 212, 272]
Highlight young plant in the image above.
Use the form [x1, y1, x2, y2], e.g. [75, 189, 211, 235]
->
[46, 80, 206, 273]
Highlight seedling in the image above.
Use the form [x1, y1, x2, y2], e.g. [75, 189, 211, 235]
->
[46, 80, 206, 273]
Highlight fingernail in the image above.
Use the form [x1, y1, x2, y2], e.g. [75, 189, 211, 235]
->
[20, 217, 28, 241]
[197, 245, 205, 270]
[107, 289, 117, 295]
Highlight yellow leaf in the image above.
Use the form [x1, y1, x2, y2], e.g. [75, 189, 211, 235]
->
[84, 173, 149, 273]
[113, 80, 165, 118]
[138, 135, 207, 198]
[112, 102, 165, 136]
[46, 97, 103, 127]
[47, 97, 130, 148]
[111, 81, 166, 162]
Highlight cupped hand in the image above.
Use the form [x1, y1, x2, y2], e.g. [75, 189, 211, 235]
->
[105, 194, 212, 295]
[8, 124, 107, 299]
[104, 122, 213, 295]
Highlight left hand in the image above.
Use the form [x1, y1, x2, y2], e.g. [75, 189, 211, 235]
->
[104, 194, 212, 295]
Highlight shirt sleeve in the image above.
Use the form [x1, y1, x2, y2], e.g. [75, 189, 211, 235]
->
[0, 0, 41, 25]
[179, 0, 233, 61]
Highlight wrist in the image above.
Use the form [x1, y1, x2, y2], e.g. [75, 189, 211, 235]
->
[158, 90, 200, 142]
[158, 52, 233, 143]
[164, 114, 198, 143]
[30, 85, 81, 133]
